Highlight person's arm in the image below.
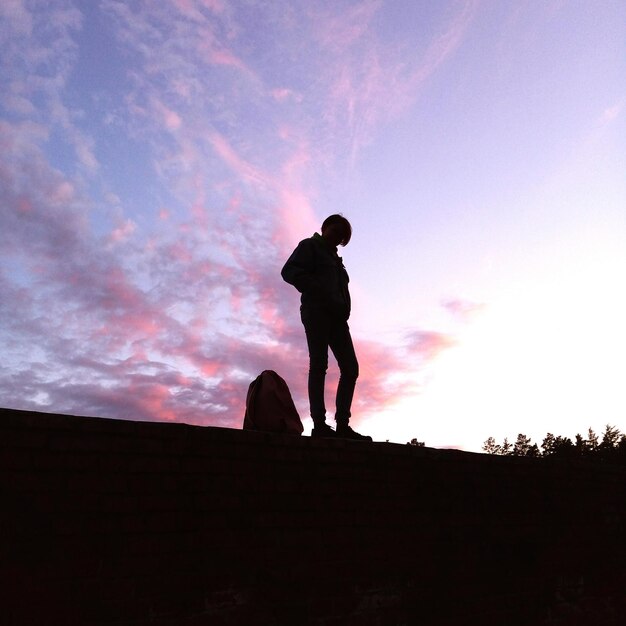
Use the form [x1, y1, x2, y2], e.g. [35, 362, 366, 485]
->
[281, 239, 321, 294]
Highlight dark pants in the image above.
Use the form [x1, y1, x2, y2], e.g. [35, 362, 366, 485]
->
[301, 308, 359, 426]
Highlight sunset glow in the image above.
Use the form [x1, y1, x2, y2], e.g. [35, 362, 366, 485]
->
[1, 1, 624, 450]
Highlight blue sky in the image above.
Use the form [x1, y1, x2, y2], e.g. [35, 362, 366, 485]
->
[1, 0, 625, 451]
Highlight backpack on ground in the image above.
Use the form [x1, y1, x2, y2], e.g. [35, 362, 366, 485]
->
[243, 370, 303, 435]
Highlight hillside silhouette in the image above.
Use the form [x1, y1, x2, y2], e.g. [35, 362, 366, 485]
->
[2, 407, 625, 625]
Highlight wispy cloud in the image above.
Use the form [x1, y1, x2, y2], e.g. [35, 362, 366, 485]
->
[442, 298, 486, 323]
[308, 0, 479, 164]
[599, 101, 624, 126]
[0, 0, 97, 172]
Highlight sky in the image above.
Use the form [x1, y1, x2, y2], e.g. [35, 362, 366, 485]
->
[1, 0, 625, 452]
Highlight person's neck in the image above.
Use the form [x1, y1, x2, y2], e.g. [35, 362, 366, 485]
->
[322, 239, 338, 254]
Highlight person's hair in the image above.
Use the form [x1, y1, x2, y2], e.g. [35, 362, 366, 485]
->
[321, 214, 352, 246]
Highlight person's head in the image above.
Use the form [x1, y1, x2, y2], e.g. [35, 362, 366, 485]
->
[321, 214, 352, 247]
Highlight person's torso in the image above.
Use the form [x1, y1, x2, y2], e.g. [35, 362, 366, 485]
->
[302, 236, 351, 318]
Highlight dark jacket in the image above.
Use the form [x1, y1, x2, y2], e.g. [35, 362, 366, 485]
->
[281, 233, 351, 320]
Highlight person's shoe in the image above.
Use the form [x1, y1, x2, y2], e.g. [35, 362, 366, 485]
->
[311, 423, 337, 438]
[336, 425, 373, 442]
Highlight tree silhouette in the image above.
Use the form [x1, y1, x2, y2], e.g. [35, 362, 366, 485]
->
[541, 433, 573, 456]
[512, 433, 540, 457]
[482, 437, 501, 455]
[599, 425, 621, 450]
[483, 425, 626, 463]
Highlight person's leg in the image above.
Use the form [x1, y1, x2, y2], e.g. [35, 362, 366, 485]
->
[302, 309, 331, 427]
[328, 319, 359, 427]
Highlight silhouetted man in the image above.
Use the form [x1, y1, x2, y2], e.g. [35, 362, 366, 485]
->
[281, 214, 371, 441]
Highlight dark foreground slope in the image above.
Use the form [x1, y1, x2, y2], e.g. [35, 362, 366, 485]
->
[1, 407, 625, 625]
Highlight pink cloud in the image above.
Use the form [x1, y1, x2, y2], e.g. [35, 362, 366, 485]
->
[208, 131, 269, 186]
[352, 339, 413, 412]
[273, 144, 319, 250]
[199, 0, 225, 14]
[202, 45, 249, 71]
[600, 102, 624, 126]
[0, 1, 34, 36]
[107, 218, 137, 245]
[172, 0, 209, 21]
[311, 0, 382, 52]
[443, 298, 486, 323]
[308, 0, 478, 162]
[127, 381, 179, 422]
[152, 0, 249, 72]
[271, 88, 303, 103]
[1, 2, 96, 174]
[172, 0, 225, 21]
[405, 330, 456, 361]
[408, 0, 479, 87]
[165, 109, 183, 131]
